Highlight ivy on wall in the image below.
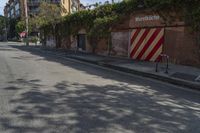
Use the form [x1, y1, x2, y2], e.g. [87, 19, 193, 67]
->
[40, 0, 200, 47]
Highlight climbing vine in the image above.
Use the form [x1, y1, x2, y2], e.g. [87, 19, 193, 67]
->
[40, 0, 200, 47]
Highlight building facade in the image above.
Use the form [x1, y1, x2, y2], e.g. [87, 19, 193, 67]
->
[4, 0, 80, 19]
[4, 0, 21, 19]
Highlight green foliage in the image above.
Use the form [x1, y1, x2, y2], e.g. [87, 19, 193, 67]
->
[144, 0, 200, 30]
[16, 18, 35, 34]
[89, 15, 119, 38]
[29, 36, 38, 44]
[0, 16, 7, 35]
[41, 0, 200, 45]
[63, 10, 95, 35]
[32, 2, 62, 30]
[15, 20, 25, 33]
[191, 7, 200, 31]
[8, 19, 18, 39]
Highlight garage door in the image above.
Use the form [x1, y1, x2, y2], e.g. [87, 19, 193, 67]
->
[129, 28, 164, 62]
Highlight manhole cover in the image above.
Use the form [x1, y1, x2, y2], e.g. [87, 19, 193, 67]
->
[171, 72, 198, 82]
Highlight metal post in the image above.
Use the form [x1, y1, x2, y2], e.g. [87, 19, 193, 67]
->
[156, 61, 159, 72]
[156, 54, 161, 72]
[165, 56, 169, 74]
[24, 0, 29, 46]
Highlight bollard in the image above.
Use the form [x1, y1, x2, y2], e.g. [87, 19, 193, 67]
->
[156, 61, 159, 72]
[165, 55, 169, 74]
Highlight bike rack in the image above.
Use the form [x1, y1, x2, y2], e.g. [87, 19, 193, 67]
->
[156, 54, 170, 74]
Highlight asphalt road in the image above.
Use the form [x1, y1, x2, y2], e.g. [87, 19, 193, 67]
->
[0, 42, 200, 133]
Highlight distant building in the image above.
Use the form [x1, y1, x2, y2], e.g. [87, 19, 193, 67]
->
[4, 0, 21, 19]
[61, 0, 80, 15]
[3, 0, 80, 39]
[4, 0, 80, 19]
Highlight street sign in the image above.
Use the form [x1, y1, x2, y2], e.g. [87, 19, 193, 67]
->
[19, 31, 27, 38]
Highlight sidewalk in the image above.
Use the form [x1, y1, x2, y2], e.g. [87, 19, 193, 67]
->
[40, 47, 200, 90]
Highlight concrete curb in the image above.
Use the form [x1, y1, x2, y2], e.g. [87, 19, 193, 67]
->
[68, 56, 200, 91]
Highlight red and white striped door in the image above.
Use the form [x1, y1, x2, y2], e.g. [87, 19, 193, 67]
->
[129, 28, 164, 62]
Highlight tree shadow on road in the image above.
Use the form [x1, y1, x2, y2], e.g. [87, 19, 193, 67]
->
[0, 79, 200, 133]
[2, 45, 199, 133]
[9, 45, 200, 102]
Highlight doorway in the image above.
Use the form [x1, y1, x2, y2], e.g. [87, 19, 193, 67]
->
[77, 34, 86, 51]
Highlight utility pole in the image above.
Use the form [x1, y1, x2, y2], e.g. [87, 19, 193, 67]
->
[24, 0, 29, 46]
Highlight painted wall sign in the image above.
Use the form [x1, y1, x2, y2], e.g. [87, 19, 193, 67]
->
[135, 15, 160, 22]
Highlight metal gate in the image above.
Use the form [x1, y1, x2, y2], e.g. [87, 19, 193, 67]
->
[129, 28, 164, 62]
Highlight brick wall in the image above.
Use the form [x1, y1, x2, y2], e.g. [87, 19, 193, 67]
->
[95, 39, 108, 55]
[111, 31, 129, 57]
[164, 27, 200, 67]
[93, 16, 130, 56]
[61, 10, 200, 67]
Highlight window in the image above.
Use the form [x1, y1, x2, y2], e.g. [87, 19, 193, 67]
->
[15, 3, 19, 11]
[71, 0, 79, 13]
[8, 13, 11, 18]
[16, 10, 20, 16]
[11, 8, 14, 16]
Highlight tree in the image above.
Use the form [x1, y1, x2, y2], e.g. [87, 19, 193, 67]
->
[16, 17, 35, 34]
[0, 16, 7, 37]
[15, 20, 26, 34]
[7, 18, 18, 39]
[32, 2, 62, 47]
[33, 2, 62, 30]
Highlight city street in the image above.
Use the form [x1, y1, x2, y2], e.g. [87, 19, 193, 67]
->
[0, 42, 200, 133]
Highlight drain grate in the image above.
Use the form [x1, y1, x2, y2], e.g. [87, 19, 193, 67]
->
[171, 72, 198, 82]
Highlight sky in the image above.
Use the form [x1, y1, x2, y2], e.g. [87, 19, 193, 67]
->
[0, 0, 113, 16]
[0, 0, 7, 16]
[80, 0, 111, 5]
